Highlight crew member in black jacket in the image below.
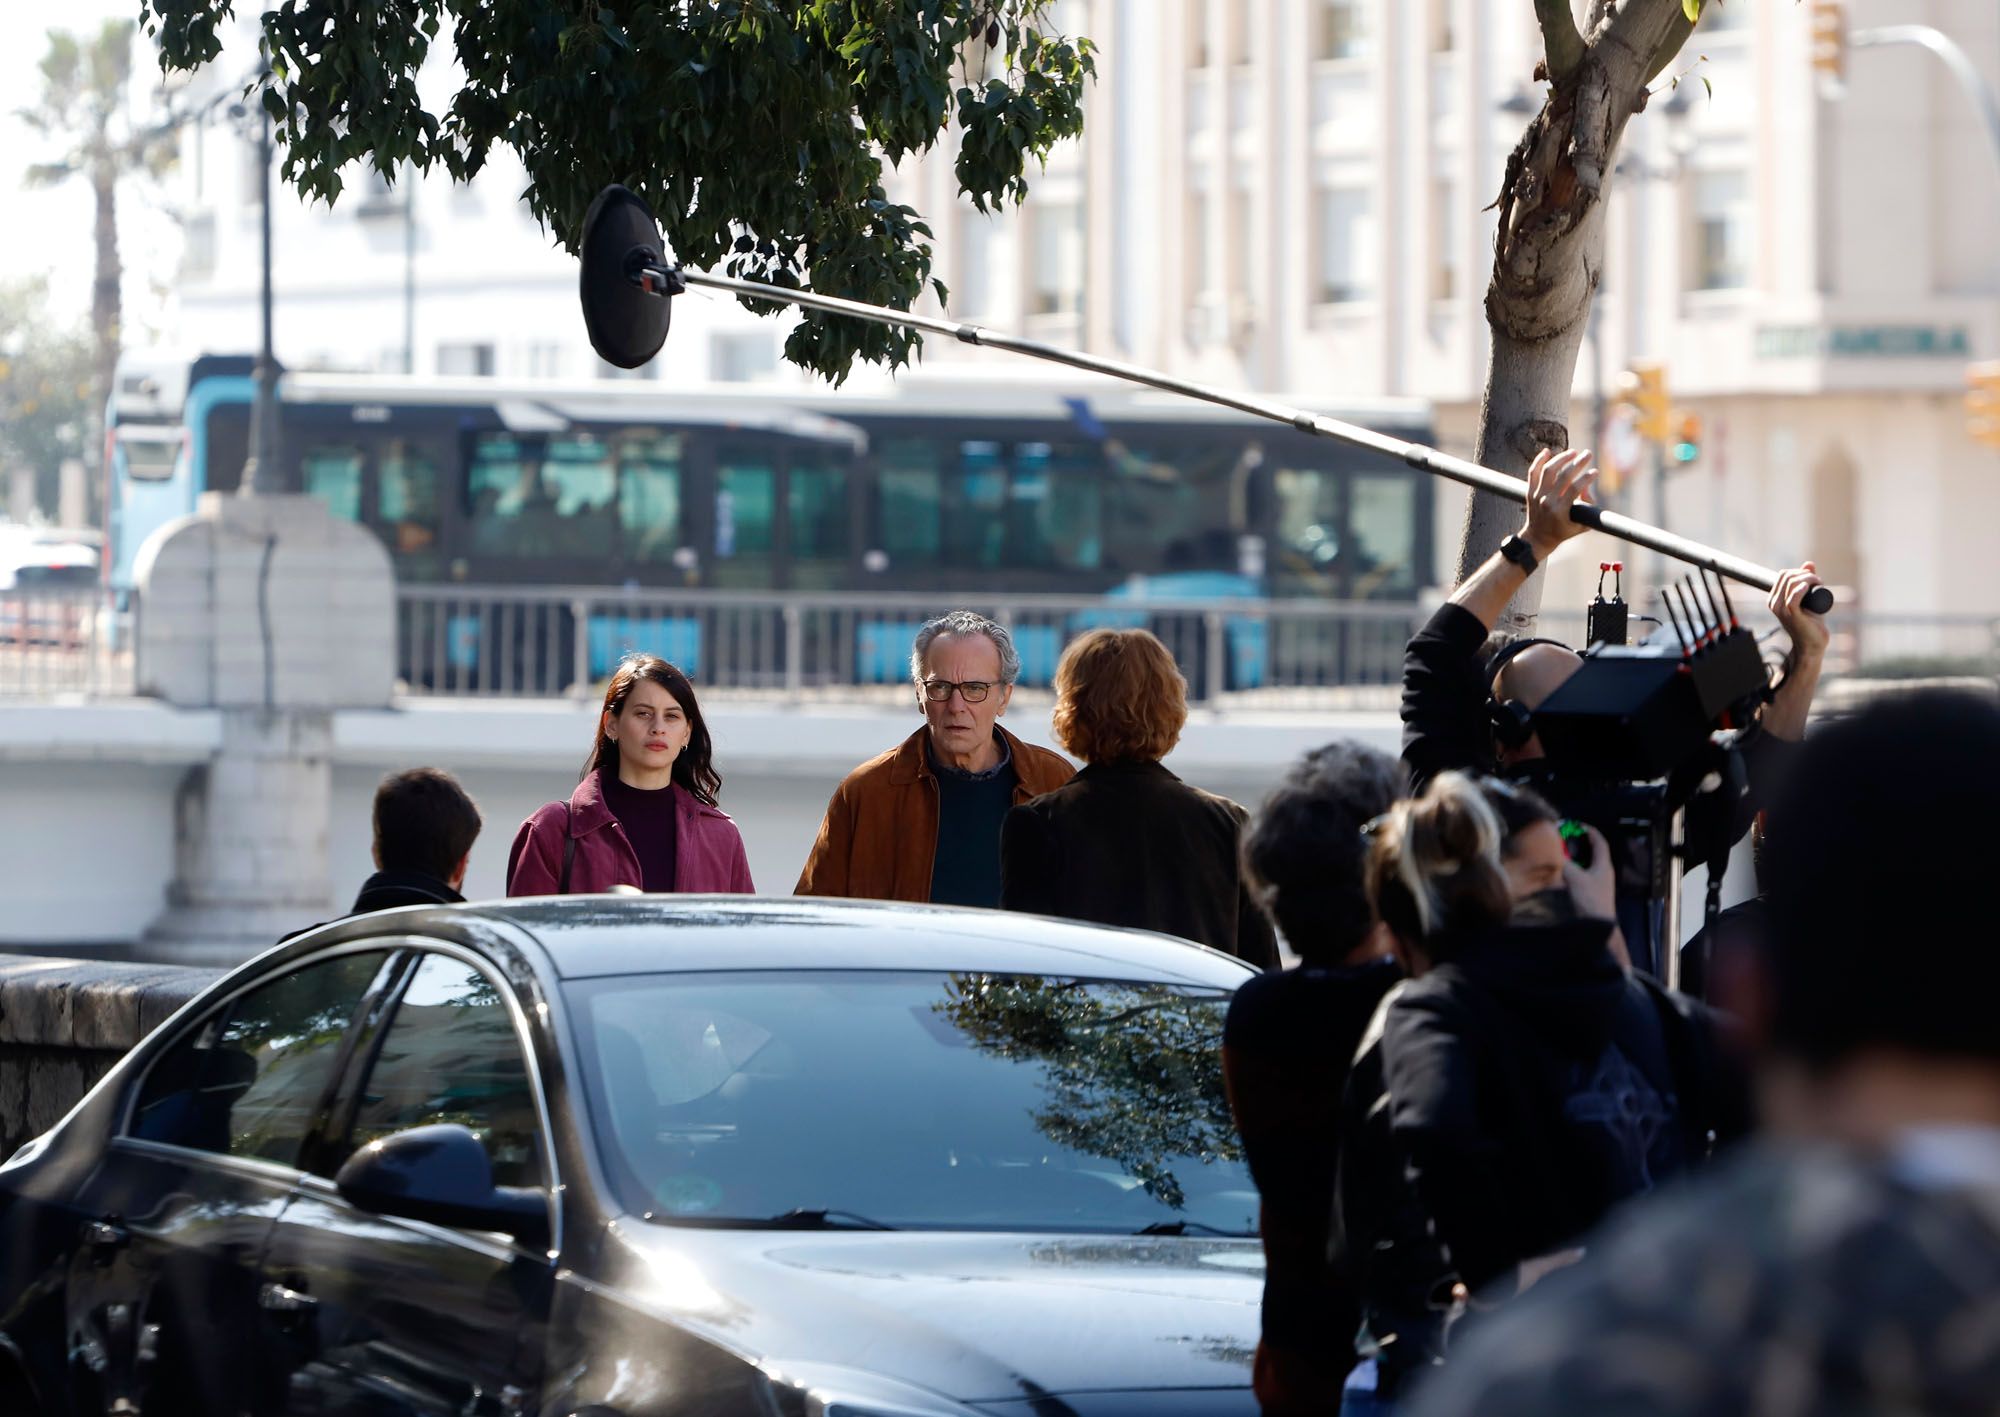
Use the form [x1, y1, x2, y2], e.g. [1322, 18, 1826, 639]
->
[1329, 773, 1749, 1410]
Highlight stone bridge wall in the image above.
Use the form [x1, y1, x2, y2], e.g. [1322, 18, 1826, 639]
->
[0, 957, 221, 1160]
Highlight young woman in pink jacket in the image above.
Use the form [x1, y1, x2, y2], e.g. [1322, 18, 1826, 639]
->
[506, 654, 755, 895]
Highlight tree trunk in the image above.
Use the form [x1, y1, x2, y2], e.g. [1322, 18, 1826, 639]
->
[90, 161, 121, 522]
[1455, 1, 1695, 633]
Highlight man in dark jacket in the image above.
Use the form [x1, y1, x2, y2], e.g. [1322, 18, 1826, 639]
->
[1332, 896, 1750, 1404]
[351, 767, 482, 912]
[281, 768, 481, 940]
[1222, 741, 1404, 1416]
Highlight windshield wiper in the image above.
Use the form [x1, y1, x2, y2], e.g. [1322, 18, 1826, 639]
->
[1132, 1219, 1247, 1237]
[762, 1208, 899, 1231]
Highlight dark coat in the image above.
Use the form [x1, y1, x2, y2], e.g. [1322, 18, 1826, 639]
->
[998, 759, 1278, 968]
[1331, 918, 1752, 1390]
[281, 869, 464, 942]
[351, 869, 464, 913]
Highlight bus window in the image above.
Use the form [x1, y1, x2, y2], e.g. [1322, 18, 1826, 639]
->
[713, 454, 776, 588]
[203, 403, 250, 495]
[301, 447, 365, 523]
[618, 433, 683, 564]
[117, 430, 182, 482]
[877, 439, 942, 565]
[1009, 442, 1102, 571]
[1104, 441, 1247, 578]
[945, 443, 1008, 570]
[378, 441, 443, 571]
[1349, 473, 1419, 598]
[1273, 466, 1341, 594]
[467, 432, 616, 562]
[787, 454, 848, 589]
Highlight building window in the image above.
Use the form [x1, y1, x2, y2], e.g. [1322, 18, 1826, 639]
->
[1429, 0, 1455, 52]
[1431, 179, 1460, 301]
[1030, 200, 1085, 317]
[1231, 190, 1254, 305]
[1316, 1, 1370, 62]
[710, 332, 778, 383]
[522, 342, 566, 379]
[1698, 1, 1748, 32]
[1691, 169, 1750, 291]
[954, 206, 998, 318]
[1188, 0, 1210, 69]
[1226, 0, 1251, 66]
[437, 342, 496, 377]
[1186, 189, 1212, 315]
[355, 164, 404, 220]
[1314, 185, 1377, 304]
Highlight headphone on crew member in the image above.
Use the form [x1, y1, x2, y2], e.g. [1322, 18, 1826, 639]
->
[1484, 636, 1567, 752]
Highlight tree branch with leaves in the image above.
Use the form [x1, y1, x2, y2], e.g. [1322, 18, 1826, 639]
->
[139, 0, 1094, 385]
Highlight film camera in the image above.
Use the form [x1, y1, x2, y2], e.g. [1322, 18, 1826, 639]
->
[1507, 568, 1775, 984]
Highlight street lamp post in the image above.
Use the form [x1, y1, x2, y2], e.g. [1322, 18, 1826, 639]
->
[238, 90, 281, 496]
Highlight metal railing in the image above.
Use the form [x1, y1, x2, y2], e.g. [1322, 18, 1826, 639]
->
[3, 583, 1992, 707]
[393, 584, 2000, 704]
[0, 589, 136, 699]
[393, 584, 1433, 705]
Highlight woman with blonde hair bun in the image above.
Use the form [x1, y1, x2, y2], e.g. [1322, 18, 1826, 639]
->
[1328, 770, 1747, 1412]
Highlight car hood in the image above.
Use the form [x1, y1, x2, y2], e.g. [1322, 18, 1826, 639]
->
[601, 1223, 1262, 1405]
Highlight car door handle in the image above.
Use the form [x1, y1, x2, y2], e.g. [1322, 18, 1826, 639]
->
[258, 1282, 318, 1315]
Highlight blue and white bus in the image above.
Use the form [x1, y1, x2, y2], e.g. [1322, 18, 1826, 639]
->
[106, 355, 1436, 685]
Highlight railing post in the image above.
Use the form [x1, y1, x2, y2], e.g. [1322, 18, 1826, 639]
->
[1204, 611, 1226, 705]
[570, 597, 592, 699]
[783, 603, 802, 697]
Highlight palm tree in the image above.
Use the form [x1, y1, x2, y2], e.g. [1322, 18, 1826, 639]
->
[19, 20, 176, 504]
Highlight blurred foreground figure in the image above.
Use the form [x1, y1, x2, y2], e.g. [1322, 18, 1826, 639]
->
[1407, 690, 2000, 1417]
[1223, 741, 1403, 1414]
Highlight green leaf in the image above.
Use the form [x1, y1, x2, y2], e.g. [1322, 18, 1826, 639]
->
[1683, 0, 1702, 21]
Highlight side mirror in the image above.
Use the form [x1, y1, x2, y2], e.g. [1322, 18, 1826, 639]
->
[334, 1123, 549, 1250]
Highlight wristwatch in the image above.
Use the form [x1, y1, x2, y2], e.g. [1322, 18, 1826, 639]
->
[1499, 534, 1539, 575]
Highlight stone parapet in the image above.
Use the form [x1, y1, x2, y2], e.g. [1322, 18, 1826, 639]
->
[0, 956, 222, 1159]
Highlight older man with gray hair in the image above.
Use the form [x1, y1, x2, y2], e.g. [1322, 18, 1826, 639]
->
[796, 609, 1073, 906]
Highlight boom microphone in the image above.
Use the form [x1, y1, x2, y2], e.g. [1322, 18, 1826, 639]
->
[578, 184, 1833, 615]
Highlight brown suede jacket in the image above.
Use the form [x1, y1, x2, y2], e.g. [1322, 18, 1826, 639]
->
[795, 724, 1074, 903]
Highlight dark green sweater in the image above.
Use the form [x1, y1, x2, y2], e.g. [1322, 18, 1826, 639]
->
[929, 750, 1017, 909]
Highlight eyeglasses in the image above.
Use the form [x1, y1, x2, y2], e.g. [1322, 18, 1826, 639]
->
[922, 678, 996, 703]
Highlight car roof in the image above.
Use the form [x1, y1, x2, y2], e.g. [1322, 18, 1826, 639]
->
[465, 895, 1257, 987]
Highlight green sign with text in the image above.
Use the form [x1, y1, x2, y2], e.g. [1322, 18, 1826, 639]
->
[1755, 325, 1971, 360]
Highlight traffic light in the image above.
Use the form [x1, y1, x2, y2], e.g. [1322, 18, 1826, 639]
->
[1969, 362, 2000, 450]
[1811, 0, 1846, 84]
[1670, 413, 1702, 465]
[1624, 363, 1671, 443]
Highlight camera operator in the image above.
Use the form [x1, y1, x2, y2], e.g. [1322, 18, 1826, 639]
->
[1399, 449, 1829, 978]
[1403, 448, 1828, 792]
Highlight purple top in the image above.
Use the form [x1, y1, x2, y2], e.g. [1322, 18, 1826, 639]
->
[599, 772, 681, 892]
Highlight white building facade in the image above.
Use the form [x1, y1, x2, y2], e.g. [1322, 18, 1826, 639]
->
[894, 0, 2000, 621]
[172, 1, 2000, 619]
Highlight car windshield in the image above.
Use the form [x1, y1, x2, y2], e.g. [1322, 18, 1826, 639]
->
[566, 970, 1256, 1235]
